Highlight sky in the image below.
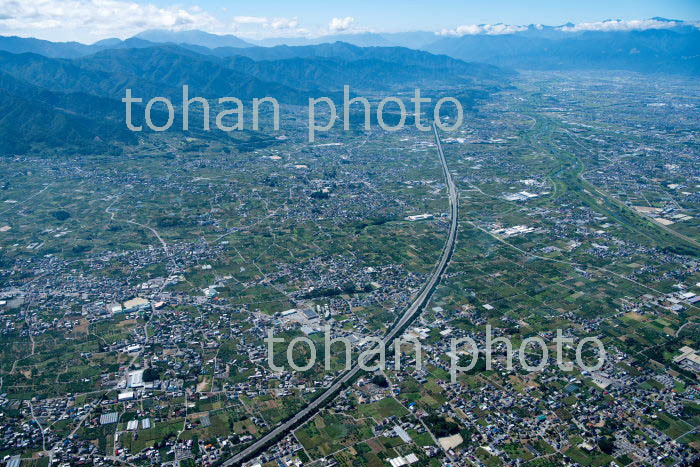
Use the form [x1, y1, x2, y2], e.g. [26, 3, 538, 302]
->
[0, 0, 698, 43]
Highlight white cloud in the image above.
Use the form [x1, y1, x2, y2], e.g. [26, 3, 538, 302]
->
[328, 16, 355, 32]
[439, 23, 527, 37]
[441, 24, 481, 36]
[270, 17, 299, 30]
[233, 16, 268, 25]
[2, 5, 694, 44]
[439, 18, 695, 37]
[0, 0, 314, 42]
[0, 0, 220, 41]
[486, 24, 528, 35]
[230, 15, 307, 38]
[559, 19, 681, 32]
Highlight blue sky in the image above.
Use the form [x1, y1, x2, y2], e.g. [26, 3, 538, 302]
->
[151, 0, 700, 31]
[0, 0, 698, 42]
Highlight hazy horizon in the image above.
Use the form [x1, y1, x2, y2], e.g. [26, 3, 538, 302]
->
[0, 0, 698, 43]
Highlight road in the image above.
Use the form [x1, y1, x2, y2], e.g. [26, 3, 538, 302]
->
[222, 123, 459, 465]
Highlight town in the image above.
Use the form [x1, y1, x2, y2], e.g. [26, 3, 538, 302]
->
[1, 52, 699, 467]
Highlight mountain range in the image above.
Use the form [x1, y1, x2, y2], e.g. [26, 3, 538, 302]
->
[0, 18, 697, 155]
[0, 40, 509, 155]
[426, 24, 700, 75]
[0, 18, 697, 75]
[134, 29, 254, 49]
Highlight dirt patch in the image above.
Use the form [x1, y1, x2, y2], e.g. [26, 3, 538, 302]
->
[366, 438, 384, 453]
[314, 416, 326, 429]
[196, 378, 210, 392]
[117, 319, 138, 328]
[73, 318, 89, 334]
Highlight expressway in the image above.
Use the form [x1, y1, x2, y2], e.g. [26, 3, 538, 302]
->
[223, 123, 459, 465]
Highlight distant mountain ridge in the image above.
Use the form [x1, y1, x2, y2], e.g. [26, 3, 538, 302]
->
[0, 35, 94, 58]
[0, 35, 164, 58]
[134, 29, 254, 49]
[425, 26, 700, 74]
[0, 43, 507, 100]
[0, 70, 136, 155]
[1, 18, 697, 75]
[0, 41, 509, 155]
[0, 17, 696, 156]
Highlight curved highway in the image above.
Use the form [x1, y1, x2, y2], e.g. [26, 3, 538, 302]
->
[223, 123, 458, 465]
